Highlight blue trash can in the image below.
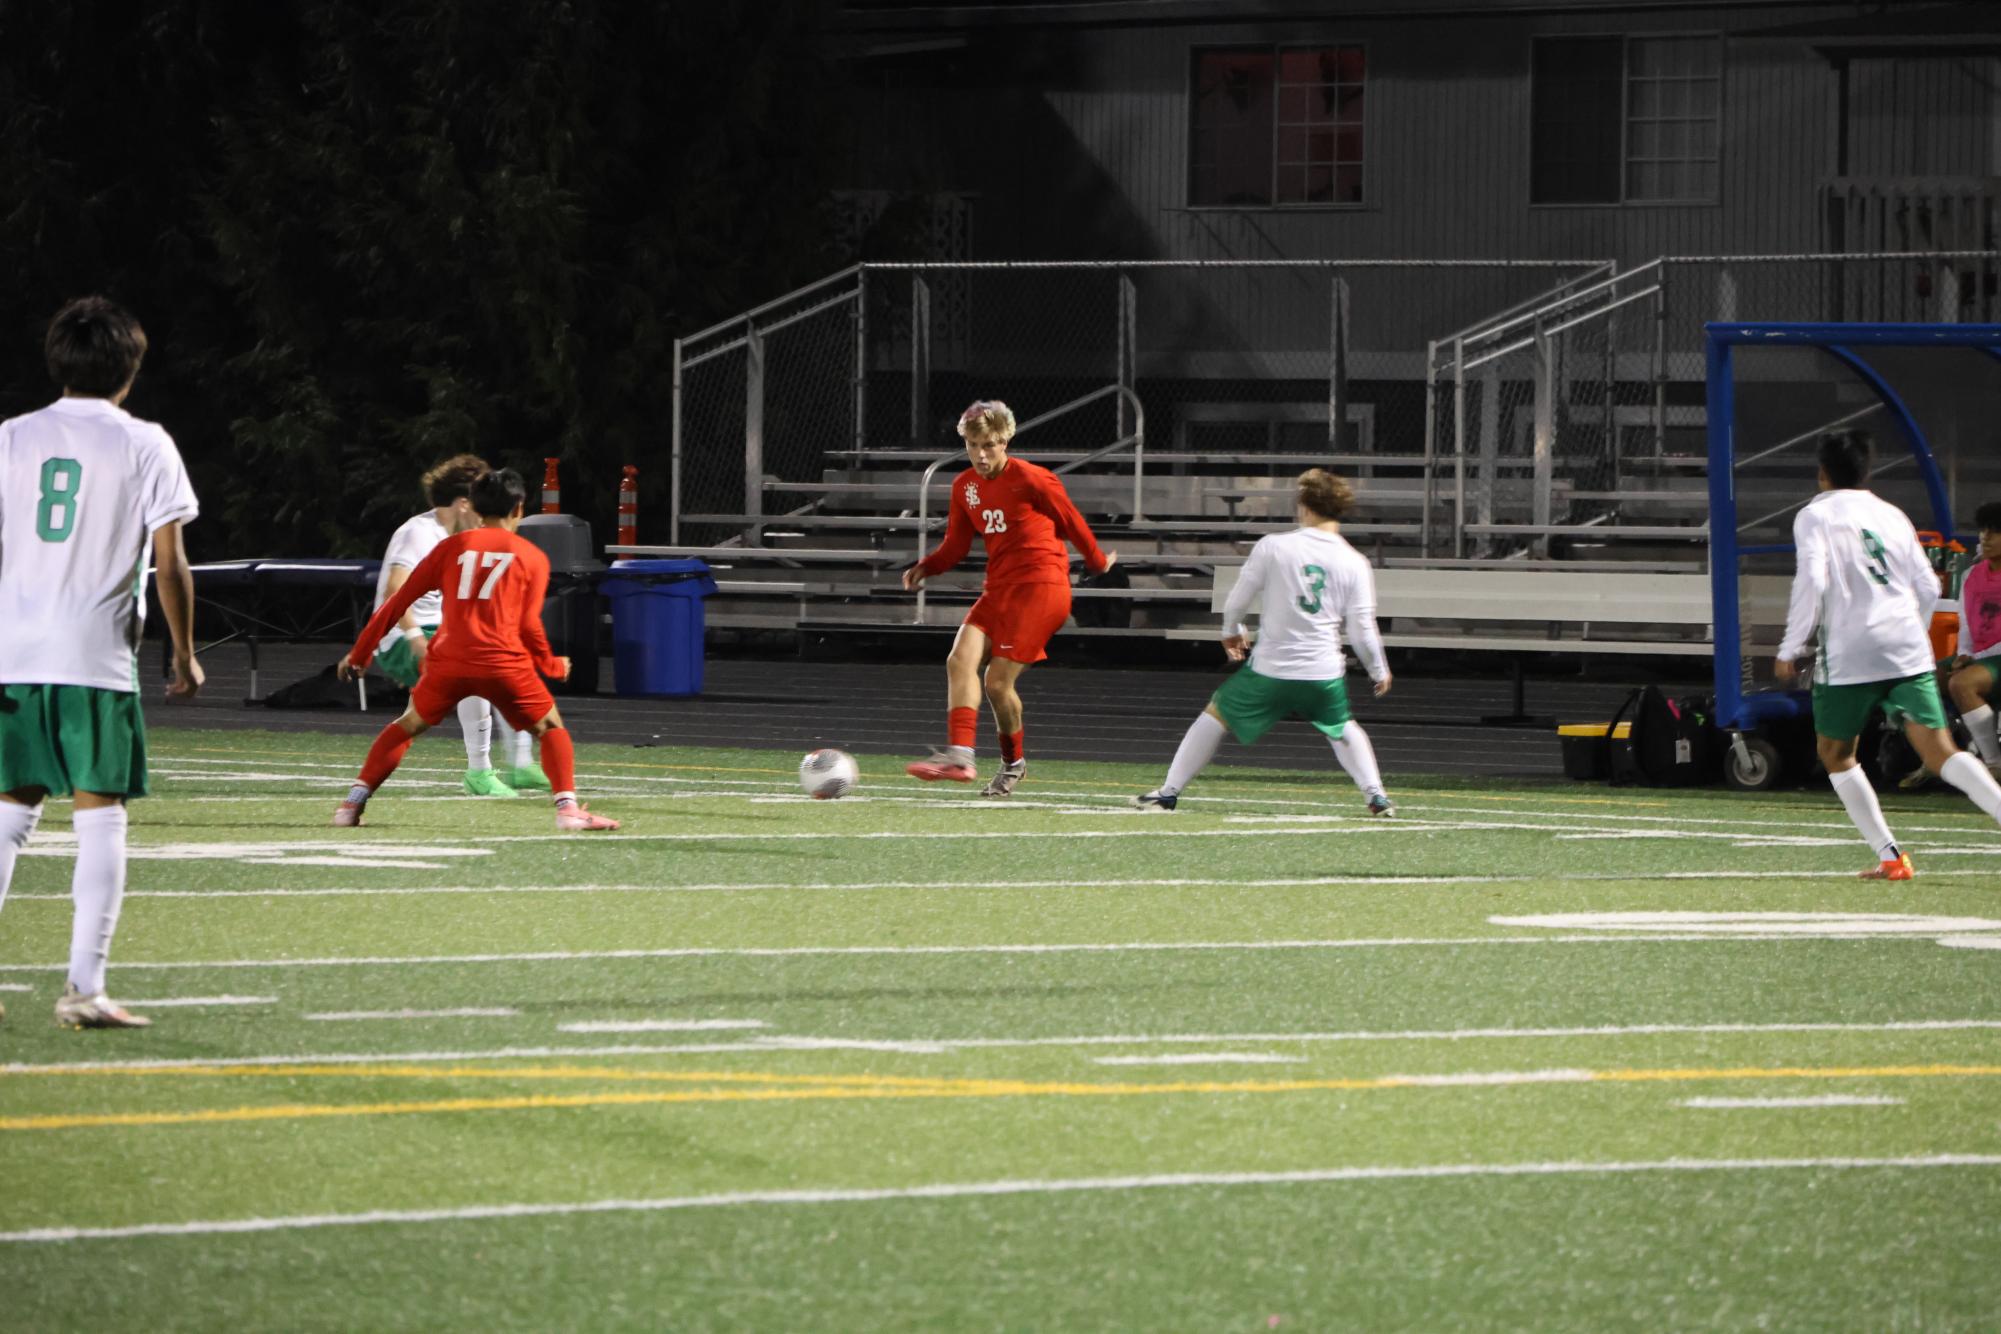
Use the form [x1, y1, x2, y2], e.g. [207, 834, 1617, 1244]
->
[599, 559, 718, 697]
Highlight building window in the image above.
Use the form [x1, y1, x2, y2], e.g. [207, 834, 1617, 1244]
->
[1190, 45, 1365, 208]
[1531, 34, 1721, 205]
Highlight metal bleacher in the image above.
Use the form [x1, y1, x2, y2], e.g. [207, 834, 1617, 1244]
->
[633, 252, 1996, 656]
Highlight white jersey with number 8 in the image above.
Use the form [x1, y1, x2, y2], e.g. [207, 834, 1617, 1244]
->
[0, 397, 199, 692]
[1778, 487, 1936, 686]
[1223, 526, 1388, 682]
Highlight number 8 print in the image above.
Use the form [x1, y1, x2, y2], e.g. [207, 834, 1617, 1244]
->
[36, 457, 82, 542]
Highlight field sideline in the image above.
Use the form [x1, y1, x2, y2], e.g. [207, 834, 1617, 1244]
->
[3, 726, 2000, 1330]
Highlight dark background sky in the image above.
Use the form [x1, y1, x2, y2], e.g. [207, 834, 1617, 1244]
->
[0, 0, 853, 557]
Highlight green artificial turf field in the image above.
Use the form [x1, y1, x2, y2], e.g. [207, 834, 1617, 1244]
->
[4, 726, 2001, 1330]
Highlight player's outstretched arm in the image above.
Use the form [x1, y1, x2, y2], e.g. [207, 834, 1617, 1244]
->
[910, 495, 975, 586]
[344, 543, 447, 680]
[517, 556, 565, 678]
[1033, 471, 1112, 573]
[1218, 540, 1272, 662]
[152, 521, 204, 702]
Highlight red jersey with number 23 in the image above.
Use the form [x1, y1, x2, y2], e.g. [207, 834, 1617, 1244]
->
[917, 457, 1109, 588]
[348, 528, 562, 677]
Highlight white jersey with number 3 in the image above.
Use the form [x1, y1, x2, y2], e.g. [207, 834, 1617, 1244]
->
[0, 397, 199, 693]
[1223, 526, 1387, 682]
[1778, 488, 1936, 686]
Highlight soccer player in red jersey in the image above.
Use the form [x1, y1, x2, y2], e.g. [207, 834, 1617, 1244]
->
[332, 469, 619, 831]
[902, 400, 1116, 795]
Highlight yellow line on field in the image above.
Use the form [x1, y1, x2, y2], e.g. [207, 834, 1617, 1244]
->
[3, 1064, 991, 1089]
[6, 1062, 2001, 1132]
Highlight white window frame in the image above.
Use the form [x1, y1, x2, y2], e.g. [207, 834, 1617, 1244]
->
[1528, 31, 1724, 208]
[1186, 41, 1371, 211]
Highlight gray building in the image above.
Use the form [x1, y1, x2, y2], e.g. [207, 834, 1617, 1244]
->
[831, 0, 2001, 267]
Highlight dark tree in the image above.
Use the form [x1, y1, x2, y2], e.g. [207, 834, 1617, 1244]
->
[0, 0, 844, 555]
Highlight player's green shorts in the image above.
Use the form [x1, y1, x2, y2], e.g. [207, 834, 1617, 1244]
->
[375, 625, 438, 689]
[1212, 666, 1351, 745]
[0, 684, 149, 798]
[1962, 651, 2001, 690]
[1812, 672, 1949, 741]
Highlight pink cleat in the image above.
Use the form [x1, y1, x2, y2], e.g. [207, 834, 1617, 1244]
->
[906, 748, 977, 783]
[556, 803, 620, 831]
[332, 799, 366, 827]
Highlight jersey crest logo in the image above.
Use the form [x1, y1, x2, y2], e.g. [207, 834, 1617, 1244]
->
[964, 482, 981, 509]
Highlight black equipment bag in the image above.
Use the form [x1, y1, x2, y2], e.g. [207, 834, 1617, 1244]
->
[1609, 685, 1721, 787]
[1071, 561, 1133, 629]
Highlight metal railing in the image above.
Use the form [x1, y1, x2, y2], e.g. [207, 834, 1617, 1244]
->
[673, 251, 2001, 563]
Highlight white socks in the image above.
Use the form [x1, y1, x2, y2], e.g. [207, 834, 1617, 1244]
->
[494, 717, 534, 770]
[1330, 723, 1386, 799]
[459, 697, 494, 770]
[1160, 712, 1228, 796]
[1941, 751, 2001, 821]
[1962, 705, 2001, 767]
[1828, 765, 1898, 860]
[0, 800, 42, 914]
[68, 805, 128, 997]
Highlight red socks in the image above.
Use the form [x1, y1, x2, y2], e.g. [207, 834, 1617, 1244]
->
[357, 724, 415, 791]
[540, 727, 577, 797]
[948, 706, 978, 750]
[999, 730, 1024, 764]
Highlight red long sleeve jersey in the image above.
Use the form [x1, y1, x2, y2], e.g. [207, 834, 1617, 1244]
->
[348, 528, 562, 677]
[916, 457, 1110, 587]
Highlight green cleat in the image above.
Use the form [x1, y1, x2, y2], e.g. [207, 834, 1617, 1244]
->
[463, 768, 520, 798]
[509, 762, 551, 792]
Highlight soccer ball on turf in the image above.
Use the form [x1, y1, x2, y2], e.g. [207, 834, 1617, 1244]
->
[799, 749, 860, 800]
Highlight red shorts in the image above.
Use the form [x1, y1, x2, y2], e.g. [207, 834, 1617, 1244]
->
[409, 666, 555, 731]
[964, 581, 1072, 663]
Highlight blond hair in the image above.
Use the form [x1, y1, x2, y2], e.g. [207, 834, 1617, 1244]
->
[957, 399, 1016, 444]
[1296, 468, 1354, 521]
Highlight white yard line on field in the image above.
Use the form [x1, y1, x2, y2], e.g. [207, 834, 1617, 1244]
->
[556, 1032, 772, 1040]
[1681, 1095, 1905, 1109]
[10, 1017, 2001, 1075]
[116, 996, 277, 1009]
[24, 867, 2001, 903]
[0, 929, 1989, 977]
[303, 1008, 522, 1022]
[151, 753, 2001, 839]
[8, 1155, 2001, 1244]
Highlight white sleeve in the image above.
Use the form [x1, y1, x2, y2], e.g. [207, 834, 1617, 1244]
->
[1221, 540, 1271, 633]
[383, 523, 422, 571]
[1777, 508, 1825, 662]
[1343, 562, 1389, 682]
[140, 429, 199, 533]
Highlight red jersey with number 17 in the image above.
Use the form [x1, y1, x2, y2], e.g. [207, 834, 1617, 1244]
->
[347, 527, 562, 677]
[916, 457, 1109, 588]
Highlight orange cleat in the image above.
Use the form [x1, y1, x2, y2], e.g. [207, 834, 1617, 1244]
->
[906, 748, 976, 783]
[1861, 852, 1915, 881]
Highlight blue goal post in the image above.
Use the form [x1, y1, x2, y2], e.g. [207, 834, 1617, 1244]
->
[1705, 321, 2001, 735]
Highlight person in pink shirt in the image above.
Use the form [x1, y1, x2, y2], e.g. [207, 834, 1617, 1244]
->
[1947, 501, 2001, 772]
